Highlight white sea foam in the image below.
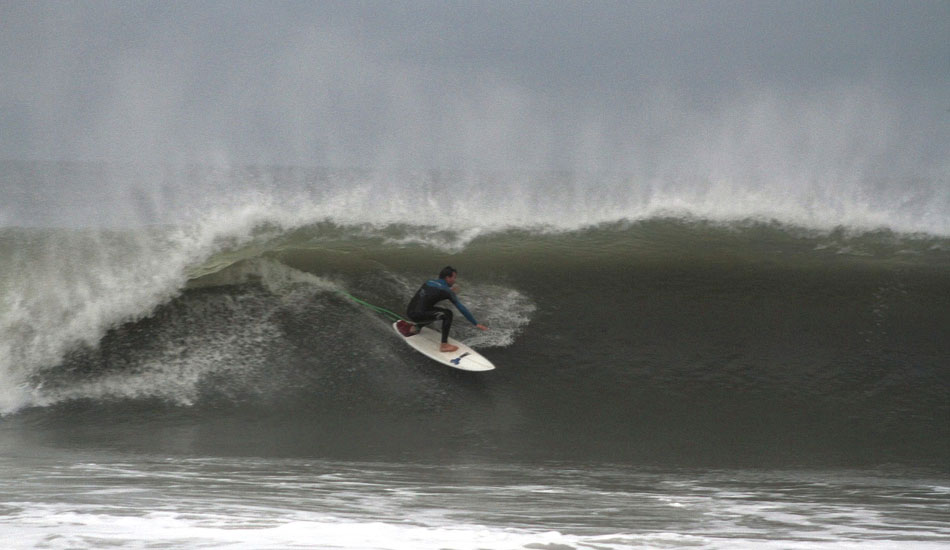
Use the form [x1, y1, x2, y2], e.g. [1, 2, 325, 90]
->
[2, 458, 947, 550]
[0, 199, 324, 413]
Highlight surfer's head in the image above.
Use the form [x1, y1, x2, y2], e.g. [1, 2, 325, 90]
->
[439, 266, 457, 283]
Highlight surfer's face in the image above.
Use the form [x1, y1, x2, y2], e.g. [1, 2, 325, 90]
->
[445, 272, 458, 285]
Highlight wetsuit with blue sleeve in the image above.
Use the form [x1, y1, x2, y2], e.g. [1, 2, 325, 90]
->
[406, 278, 478, 343]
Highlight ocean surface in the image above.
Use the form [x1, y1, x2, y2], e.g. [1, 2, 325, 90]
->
[1, 161, 948, 548]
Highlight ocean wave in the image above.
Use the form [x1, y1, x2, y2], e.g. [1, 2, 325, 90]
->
[1, 207, 948, 418]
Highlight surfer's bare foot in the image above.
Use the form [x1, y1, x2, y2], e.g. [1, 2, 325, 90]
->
[440, 343, 459, 352]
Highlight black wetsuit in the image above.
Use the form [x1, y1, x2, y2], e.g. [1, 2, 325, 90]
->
[406, 278, 478, 343]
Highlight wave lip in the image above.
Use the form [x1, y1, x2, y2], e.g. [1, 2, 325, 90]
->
[3, 161, 948, 237]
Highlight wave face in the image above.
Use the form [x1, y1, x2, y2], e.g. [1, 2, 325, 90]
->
[1, 162, 949, 466]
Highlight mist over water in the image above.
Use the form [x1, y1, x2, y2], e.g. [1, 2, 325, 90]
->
[2, 3, 946, 242]
[2, 3, 947, 175]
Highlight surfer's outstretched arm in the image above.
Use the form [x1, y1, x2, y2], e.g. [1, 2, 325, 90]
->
[450, 294, 477, 324]
[447, 292, 488, 331]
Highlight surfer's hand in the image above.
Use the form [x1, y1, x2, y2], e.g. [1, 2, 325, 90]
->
[476, 324, 488, 331]
[450, 284, 460, 292]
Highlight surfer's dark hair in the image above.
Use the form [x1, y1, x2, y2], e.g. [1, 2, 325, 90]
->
[439, 266, 457, 279]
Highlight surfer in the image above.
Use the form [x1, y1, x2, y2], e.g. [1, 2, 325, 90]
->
[405, 266, 488, 352]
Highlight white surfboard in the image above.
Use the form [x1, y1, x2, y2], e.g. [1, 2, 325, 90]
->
[393, 321, 495, 371]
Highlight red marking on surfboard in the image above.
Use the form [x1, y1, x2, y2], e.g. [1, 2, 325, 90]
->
[396, 320, 416, 337]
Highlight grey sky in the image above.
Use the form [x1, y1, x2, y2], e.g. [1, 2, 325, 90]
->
[1, 1, 947, 171]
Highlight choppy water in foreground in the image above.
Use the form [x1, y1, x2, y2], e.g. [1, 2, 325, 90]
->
[2, 454, 948, 550]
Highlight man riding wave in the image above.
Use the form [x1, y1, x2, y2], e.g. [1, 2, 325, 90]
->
[403, 266, 488, 352]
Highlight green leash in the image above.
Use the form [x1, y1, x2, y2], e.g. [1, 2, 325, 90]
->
[338, 291, 406, 323]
